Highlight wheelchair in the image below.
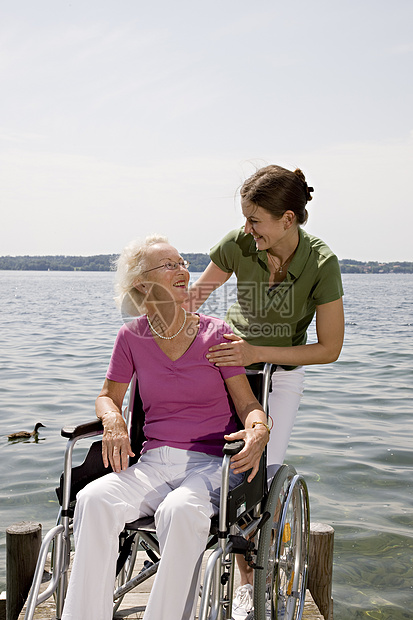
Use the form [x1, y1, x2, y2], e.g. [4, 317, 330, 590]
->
[24, 363, 310, 620]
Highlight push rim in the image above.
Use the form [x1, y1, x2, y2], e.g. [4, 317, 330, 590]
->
[254, 465, 309, 620]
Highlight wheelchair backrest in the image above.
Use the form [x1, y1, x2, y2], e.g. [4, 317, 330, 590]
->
[126, 375, 146, 466]
[225, 368, 271, 524]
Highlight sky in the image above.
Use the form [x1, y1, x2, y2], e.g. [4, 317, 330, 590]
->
[1, 0, 412, 261]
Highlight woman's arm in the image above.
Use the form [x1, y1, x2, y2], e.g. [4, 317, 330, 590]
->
[223, 374, 269, 482]
[96, 378, 135, 473]
[207, 298, 345, 367]
[184, 261, 232, 312]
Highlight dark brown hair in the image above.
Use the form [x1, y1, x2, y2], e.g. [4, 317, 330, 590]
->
[240, 165, 313, 225]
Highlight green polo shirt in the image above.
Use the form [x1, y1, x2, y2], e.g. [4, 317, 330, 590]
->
[210, 228, 343, 364]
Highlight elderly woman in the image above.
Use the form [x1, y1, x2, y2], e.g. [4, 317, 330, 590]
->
[61, 235, 269, 620]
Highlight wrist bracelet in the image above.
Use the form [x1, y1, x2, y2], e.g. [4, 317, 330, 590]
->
[251, 421, 271, 435]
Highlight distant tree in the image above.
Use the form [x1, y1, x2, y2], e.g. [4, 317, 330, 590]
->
[1, 255, 412, 273]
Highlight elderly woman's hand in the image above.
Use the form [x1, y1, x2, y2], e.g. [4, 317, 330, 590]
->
[101, 411, 135, 473]
[224, 425, 269, 483]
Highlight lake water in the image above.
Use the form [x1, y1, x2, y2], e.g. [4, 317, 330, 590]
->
[0, 271, 412, 619]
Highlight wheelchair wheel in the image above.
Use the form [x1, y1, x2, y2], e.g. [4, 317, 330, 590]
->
[254, 465, 309, 620]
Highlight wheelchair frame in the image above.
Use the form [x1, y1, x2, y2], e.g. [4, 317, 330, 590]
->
[24, 363, 310, 620]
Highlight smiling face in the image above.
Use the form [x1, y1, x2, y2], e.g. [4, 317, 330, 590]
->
[139, 243, 190, 305]
[241, 199, 296, 253]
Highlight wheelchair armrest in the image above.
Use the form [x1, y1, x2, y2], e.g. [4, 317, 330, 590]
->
[223, 440, 245, 456]
[61, 419, 104, 440]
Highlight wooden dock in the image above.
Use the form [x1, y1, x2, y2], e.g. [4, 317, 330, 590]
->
[17, 549, 326, 620]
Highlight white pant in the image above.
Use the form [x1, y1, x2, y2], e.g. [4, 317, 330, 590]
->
[266, 366, 305, 472]
[61, 447, 240, 620]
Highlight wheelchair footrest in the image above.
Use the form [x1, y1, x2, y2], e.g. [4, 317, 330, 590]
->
[228, 534, 254, 554]
[228, 535, 263, 570]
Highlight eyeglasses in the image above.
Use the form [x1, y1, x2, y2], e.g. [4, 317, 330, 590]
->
[142, 260, 190, 274]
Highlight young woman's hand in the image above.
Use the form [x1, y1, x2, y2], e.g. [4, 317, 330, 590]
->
[207, 334, 258, 367]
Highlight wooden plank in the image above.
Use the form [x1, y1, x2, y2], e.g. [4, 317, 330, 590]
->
[18, 550, 325, 619]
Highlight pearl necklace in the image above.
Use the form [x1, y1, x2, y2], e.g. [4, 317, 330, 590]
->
[147, 309, 187, 340]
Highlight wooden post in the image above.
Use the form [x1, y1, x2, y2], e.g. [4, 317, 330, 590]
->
[0, 591, 6, 620]
[308, 522, 334, 620]
[6, 522, 42, 620]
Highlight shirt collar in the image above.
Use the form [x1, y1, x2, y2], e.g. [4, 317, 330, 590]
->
[247, 234, 260, 256]
[247, 227, 311, 280]
[285, 228, 310, 280]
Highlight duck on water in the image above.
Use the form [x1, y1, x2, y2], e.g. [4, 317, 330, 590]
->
[7, 423, 46, 441]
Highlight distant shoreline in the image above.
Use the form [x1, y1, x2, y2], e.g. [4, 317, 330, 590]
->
[0, 254, 412, 273]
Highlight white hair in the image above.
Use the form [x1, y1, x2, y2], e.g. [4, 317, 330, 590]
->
[113, 234, 169, 314]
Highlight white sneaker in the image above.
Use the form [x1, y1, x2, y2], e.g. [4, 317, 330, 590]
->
[232, 584, 253, 620]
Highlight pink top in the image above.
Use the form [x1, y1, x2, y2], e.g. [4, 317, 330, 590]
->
[107, 314, 245, 456]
